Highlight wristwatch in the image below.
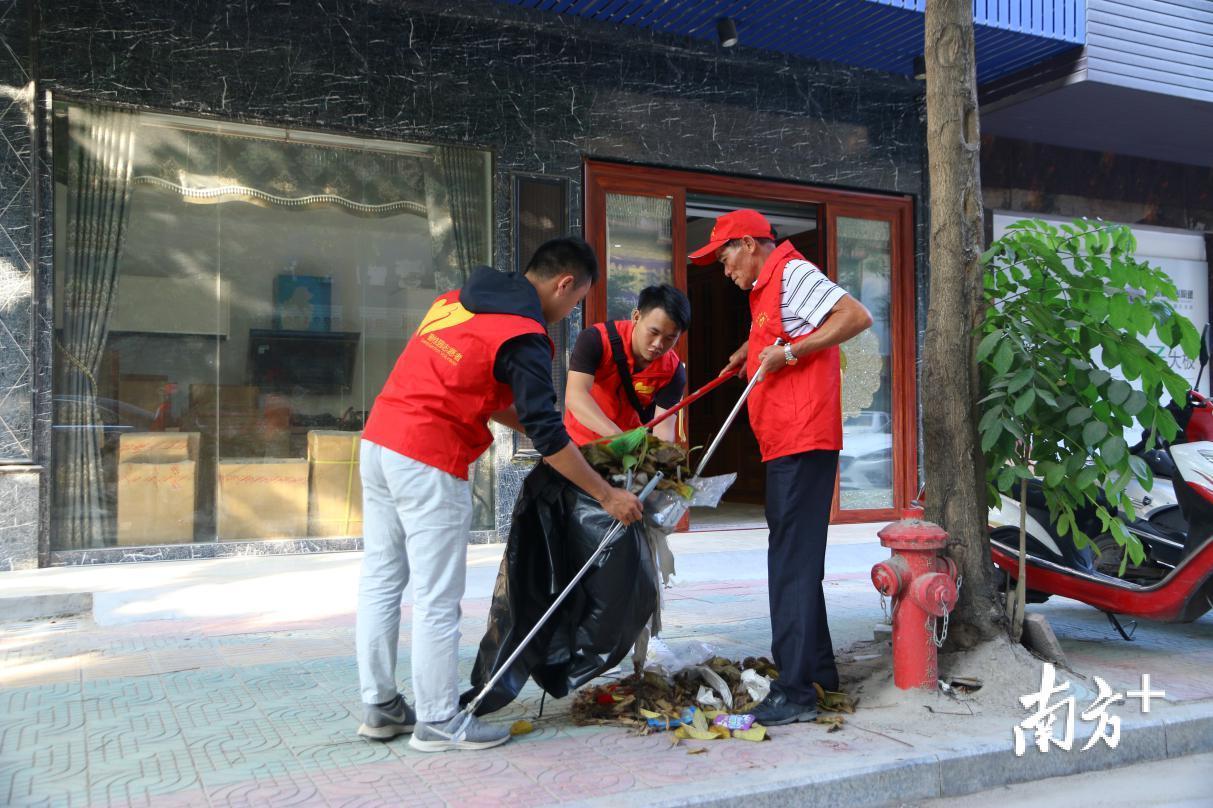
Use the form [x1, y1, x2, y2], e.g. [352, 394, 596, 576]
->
[783, 344, 798, 366]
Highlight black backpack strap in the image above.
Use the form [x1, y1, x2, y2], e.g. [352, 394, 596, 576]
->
[604, 320, 655, 423]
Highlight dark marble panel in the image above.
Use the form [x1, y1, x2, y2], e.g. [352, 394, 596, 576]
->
[0, 0, 35, 462]
[36, 0, 925, 268]
[0, 469, 40, 570]
[982, 135, 1213, 231]
[30, 0, 927, 550]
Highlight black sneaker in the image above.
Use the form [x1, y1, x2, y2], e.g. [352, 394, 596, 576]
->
[357, 694, 417, 740]
[751, 689, 818, 726]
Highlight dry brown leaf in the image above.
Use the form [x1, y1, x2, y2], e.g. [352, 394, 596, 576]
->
[687, 747, 708, 755]
[509, 720, 534, 736]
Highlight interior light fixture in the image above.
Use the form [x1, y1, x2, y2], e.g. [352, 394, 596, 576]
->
[717, 17, 739, 48]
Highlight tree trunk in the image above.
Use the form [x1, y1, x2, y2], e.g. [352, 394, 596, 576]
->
[922, 0, 1001, 647]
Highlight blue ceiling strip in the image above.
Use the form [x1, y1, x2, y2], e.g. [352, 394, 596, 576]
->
[608, 0, 654, 24]
[657, 0, 717, 34]
[492, 0, 1084, 81]
[780, 0, 873, 58]
[734, 0, 809, 53]
[662, 0, 728, 35]
[815, 2, 917, 70]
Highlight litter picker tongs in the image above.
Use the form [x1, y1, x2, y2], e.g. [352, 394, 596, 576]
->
[449, 471, 667, 741]
[449, 338, 783, 741]
[645, 337, 786, 529]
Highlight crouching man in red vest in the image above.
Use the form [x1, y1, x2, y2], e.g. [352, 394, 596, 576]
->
[564, 284, 690, 445]
[356, 238, 642, 752]
[690, 210, 873, 727]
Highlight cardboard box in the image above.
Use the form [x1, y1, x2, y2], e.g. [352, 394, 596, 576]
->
[116, 461, 197, 545]
[216, 458, 309, 540]
[114, 432, 201, 545]
[188, 384, 259, 417]
[308, 430, 363, 537]
[118, 374, 168, 425]
[118, 432, 200, 464]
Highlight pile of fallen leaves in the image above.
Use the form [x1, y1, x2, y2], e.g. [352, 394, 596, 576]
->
[581, 427, 695, 498]
[571, 656, 856, 742]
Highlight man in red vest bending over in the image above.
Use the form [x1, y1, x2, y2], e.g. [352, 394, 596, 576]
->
[690, 210, 872, 727]
[357, 238, 642, 752]
[564, 284, 690, 445]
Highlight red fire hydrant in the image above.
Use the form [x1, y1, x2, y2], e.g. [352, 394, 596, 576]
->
[871, 520, 960, 690]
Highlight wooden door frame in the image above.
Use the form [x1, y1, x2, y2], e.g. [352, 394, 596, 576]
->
[583, 159, 918, 524]
[825, 200, 918, 524]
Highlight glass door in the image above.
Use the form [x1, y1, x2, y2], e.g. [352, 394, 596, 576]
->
[584, 160, 918, 527]
[826, 201, 917, 523]
[584, 168, 686, 328]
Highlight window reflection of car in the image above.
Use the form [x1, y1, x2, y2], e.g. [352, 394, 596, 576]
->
[843, 410, 891, 434]
[52, 396, 157, 436]
[840, 430, 892, 490]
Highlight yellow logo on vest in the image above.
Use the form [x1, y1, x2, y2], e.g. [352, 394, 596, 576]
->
[417, 298, 474, 336]
[756, 312, 769, 329]
[634, 380, 656, 396]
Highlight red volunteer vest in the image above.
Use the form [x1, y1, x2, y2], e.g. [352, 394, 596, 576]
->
[746, 243, 843, 461]
[564, 320, 682, 446]
[362, 290, 551, 479]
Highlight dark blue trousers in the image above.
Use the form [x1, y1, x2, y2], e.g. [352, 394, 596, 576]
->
[765, 449, 840, 702]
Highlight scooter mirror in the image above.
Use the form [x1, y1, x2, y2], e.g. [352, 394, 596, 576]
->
[1202, 323, 1211, 369]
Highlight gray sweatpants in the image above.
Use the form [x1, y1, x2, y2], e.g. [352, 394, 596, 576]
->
[356, 441, 472, 723]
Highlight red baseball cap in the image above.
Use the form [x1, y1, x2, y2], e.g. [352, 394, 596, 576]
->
[688, 209, 776, 265]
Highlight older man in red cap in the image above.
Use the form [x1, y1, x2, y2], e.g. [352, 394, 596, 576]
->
[690, 209, 872, 726]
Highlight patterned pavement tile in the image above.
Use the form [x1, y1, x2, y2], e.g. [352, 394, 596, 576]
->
[289, 736, 397, 769]
[309, 761, 443, 807]
[0, 681, 82, 717]
[199, 755, 323, 808]
[2, 548, 1210, 808]
[182, 719, 291, 774]
[0, 773, 90, 808]
[85, 708, 186, 762]
[87, 744, 202, 807]
[0, 737, 88, 798]
[0, 696, 85, 752]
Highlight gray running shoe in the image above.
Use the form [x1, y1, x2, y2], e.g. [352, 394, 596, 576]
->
[408, 712, 511, 753]
[357, 694, 416, 740]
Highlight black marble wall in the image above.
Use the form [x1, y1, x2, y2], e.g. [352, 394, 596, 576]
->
[35, 0, 926, 271]
[12, 0, 927, 559]
[982, 134, 1213, 231]
[0, 0, 41, 570]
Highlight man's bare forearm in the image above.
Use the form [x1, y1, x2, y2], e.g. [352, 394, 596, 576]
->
[791, 296, 873, 358]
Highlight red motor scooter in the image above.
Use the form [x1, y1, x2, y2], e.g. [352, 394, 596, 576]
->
[988, 331, 1213, 637]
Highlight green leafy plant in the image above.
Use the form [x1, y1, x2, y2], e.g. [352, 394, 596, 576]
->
[977, 219, 1199, 638]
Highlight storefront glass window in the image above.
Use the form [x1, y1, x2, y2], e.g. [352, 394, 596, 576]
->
[50, 102, 492, 550]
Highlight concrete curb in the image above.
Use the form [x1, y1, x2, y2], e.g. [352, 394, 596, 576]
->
[0, 592, 93, 622]
[572, 704, 1213, 807]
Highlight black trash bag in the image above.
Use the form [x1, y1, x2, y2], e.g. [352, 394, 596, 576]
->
[459, 462, 658, 715]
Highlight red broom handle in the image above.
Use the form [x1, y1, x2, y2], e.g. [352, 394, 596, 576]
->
[643, 368, 740, 430]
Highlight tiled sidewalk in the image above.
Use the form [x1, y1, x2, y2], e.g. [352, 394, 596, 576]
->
[2, 534, 1211, 807]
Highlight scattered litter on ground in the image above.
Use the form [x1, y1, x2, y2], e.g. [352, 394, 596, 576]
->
[571, 653, 854, 743]
[509, 719, 534, 736]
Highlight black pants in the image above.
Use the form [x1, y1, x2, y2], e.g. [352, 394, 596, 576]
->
[765, 449, 840, 702]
